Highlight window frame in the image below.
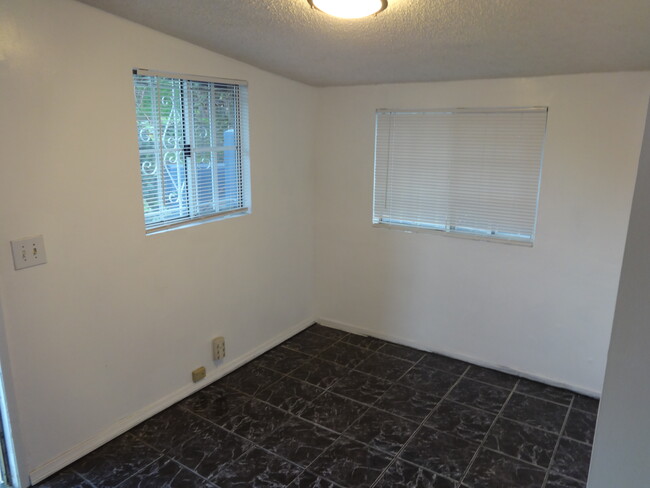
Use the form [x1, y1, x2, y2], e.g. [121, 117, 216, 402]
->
[132, 69, 251, 234]
[372, 107, 547, 246]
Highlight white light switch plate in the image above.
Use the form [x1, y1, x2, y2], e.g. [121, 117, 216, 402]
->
[11, 235, 47, 270]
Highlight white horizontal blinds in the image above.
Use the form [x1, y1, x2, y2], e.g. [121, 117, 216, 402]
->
[133, 70, 249, 231]
[374, 108, 547, 243]
[186, 80, 246, 216]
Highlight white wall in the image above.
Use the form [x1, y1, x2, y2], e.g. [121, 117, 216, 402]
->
[587, 101, 650, 488]
[0, 0, 316, 481]
[314, 73, 650, 395]
[1, 1, 649, 484]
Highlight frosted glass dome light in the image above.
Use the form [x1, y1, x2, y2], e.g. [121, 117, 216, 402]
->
[308, 0, 388, 19]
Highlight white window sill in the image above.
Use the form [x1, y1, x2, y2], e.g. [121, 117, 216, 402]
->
[372, 222, 534, 247]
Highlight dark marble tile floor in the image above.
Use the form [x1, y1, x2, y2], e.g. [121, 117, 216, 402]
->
[34, 324, 597, 488]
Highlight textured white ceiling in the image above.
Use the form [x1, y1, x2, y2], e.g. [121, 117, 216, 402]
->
[77, 0, 650, 86]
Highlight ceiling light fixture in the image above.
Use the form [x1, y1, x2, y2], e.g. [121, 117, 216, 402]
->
[308, 0, 388, 19]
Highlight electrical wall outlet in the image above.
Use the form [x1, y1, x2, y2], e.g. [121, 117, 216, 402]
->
[11, 235, 47, 270]
[192, 366, 206, 383]
[212, 336, 226, 360]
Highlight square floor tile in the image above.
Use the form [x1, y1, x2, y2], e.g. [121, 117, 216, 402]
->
[211, 447, 303, 487]
[258, 416, 338, 467]
[288, 471, 338, 487]
[132, 404, 211, 453]
[400, 426, 479, 480]
[307, 324, 349, 340]
[400, 366, 459, 396]
[33, 470, 93, 488]
[329, 370, 392, 405]
[300, 391, 368, 433]
[70, 434, 161, 488]
[168, 424, 251, 480]
[545, 472, 586, 487]
[463, 448, 546, 488]
[375, 384, 439, 422]
[118, 457, 216, 487]
[515, 379, 574, 405]
[419, 353, 471, 375]
[563, 408, 596, 444]
[572, 394, 599, 415]
[309, 437, 393, 488]
[250, 346, 311, 374]
[378, 343, 426, 362]
[355, 352, 413, 381]
[344, 407, 419, 455]
[257, 376, 323, 414]
[485, 418, 558, 468]
[342, 333, 389, 351]
[375, 459, 457, 488]
[179, 384, 250, 424]
[465, 366, 519, 390]
[501, 393, 568, 433]
[219, 398, 290, 443]
[550, 437, 592, 483]
[290, 357, 348, 388]
[319, 342, 372, 368]
[36, 328, 599, 488]
[426, 401, 496, 443]
[283, 330, 336, 356]
[447, 379, 511, 413]
[220, 363, 283, 396]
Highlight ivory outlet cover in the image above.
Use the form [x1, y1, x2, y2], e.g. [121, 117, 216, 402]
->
[192, 366, 206, 383]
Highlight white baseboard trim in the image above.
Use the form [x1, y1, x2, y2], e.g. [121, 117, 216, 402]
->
[317, 317, 601, 399]
[28, 317, 315, 486]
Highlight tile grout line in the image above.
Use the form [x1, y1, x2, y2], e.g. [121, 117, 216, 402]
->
[334, 326, 588, 409]
[241, 356, 533, 436]
[150, 405, 334, 488]
[494, 408, 580, 440]
[458, 378, 521, 487]
[180, 328, 357, 487]
[221, 328, 590, 486]
[66, 326, 587, 488]
[68, 468, 101, 488]
[291, 344, 434, 487]
[286, 330, 580, 409]
[540, 396, 576, 488]
[68, 434, 167, 488]
[166, 394, 309, 485]
[175, 327, 583, 487]
[298, 431, 347, 486]
[295, 343, 430, 487]
[368, 364, 472, 488]
[255, 342, 429, 426]
[203, 333, 571, 487]
[250, 329, 354, 408]
[115, 454, 209, 488]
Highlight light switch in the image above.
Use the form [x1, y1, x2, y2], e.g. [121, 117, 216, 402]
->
[11, 235, 47, 270]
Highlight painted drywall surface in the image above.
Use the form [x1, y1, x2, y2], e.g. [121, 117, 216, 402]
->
[314, 73, 650, 395]
[0, 0, 316, 475]
[587, 102, 650, 487]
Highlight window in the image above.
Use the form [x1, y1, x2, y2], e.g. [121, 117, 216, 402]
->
[373, 107, 547, 245]
[132, 69, 250, 233]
